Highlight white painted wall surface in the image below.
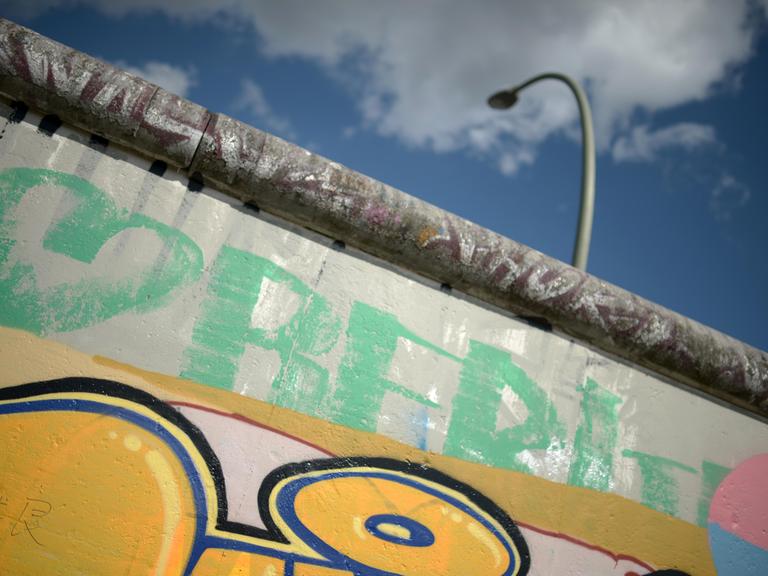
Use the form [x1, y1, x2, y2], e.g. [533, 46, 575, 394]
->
[0, 99, 765, 533]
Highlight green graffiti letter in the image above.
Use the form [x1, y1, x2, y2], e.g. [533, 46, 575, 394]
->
[330, 302, 459, 431]
[568, 378, 622, 491]
[181, 246, 340, 410]
[444, 340, 565, 474]
[0, 167, 203, 334]
[623, 449, 697, 516]
[697, 460, 731, 527]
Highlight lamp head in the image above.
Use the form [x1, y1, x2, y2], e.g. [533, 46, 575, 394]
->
[487, 89, 519, 109]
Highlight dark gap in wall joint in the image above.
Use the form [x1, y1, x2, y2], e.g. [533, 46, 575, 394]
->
[187, 172, 204, 192]
[88, 134, 109, 150]
[519, 315, 553, 332]
[9, 101, 28, 123]
[38, 114, 62, 136]
[243, 201, 260, 214]
[149, 160, 168, 177]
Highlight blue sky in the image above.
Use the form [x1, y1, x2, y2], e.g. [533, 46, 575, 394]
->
[4, 1, 768, 351]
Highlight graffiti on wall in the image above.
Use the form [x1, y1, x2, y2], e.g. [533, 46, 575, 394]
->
[0, 105, 766, 575]
[706, 454, 768, 576]
[0, 164, 751, 527]
[0, 376, 692, 575]
[0, 167, 203, 334]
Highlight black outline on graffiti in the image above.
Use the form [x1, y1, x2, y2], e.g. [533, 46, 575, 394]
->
[260, 457, 531, 574]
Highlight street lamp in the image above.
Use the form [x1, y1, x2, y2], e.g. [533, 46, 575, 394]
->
[487, 72, 595, 271]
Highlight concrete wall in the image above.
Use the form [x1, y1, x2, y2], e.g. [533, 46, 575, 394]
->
[1, 96, 766, 576]
[1, 20, 767, 575]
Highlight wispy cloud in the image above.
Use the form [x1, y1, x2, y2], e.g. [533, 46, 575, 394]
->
[116, 60, 196, 97]
[233, 79, 296, 140]
[611, 123, 717, 162]
[710, 172, 751, 222]
[499, 148, 535, 176]
[14, 1, 768, 174]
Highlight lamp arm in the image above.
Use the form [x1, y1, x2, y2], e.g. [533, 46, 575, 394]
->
[494, 73, 595, 271]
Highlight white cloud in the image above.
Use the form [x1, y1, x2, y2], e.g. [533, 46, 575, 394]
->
[117, 60, 196, 97]
[233, 79, 296, 140]
[611, 123, 717, 162]
[13, 0, 768, 174]
[499, 148, 535, 176]
[710, 173, 751, 221]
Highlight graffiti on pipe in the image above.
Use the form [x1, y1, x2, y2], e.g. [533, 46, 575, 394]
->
[0, 378, 690, 575]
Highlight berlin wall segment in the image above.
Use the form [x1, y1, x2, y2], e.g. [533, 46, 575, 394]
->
[1, 21, 767, 576]
[0, 158, 740, 520]
[1, 17, 765, 418]
[0, 95, 766, 574]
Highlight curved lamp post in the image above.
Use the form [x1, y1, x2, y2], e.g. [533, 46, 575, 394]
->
[487, 73, 595, 271]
